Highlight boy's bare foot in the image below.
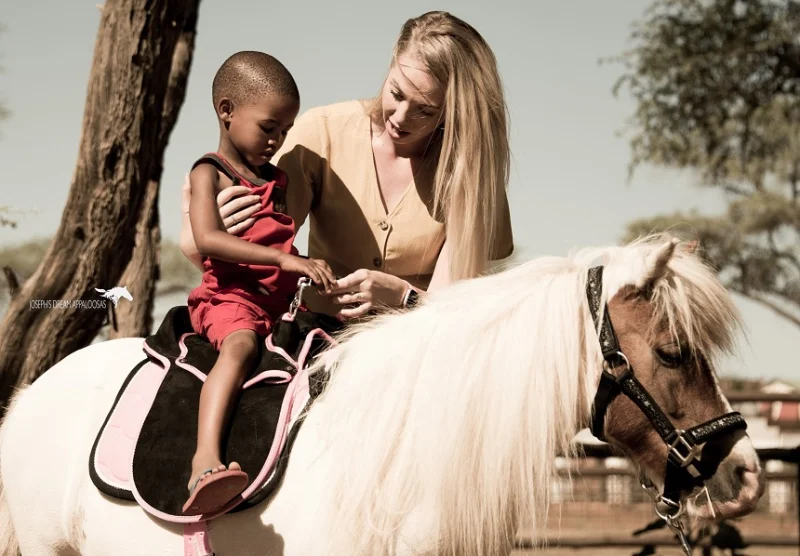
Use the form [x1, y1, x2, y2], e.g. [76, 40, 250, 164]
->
[187, 458, 243, 491]
[183, 457, 248, 515]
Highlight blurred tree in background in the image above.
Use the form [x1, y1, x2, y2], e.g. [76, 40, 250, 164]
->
[616, 0, 800, 328]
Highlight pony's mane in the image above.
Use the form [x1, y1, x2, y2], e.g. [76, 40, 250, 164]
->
[305, 234, 740, 555]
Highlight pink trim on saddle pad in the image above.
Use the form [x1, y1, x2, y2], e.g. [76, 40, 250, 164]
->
[242, 369, 293, 389]
[175, 332, 294, 388]
[93, 360, 168, 490]
[265, 334, 297, 367]
[281, 312, 296, 323]
[296, 328, 336, 369]
[175, 333, 209, 382]
[234, 366, 311, 501]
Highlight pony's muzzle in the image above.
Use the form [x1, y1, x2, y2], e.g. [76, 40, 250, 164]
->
[694, 437, 765, 520]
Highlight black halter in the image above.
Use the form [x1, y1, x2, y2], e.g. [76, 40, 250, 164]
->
[586, 266, 747, 506]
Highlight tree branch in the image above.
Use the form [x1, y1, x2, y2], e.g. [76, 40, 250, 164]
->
[2, 266, 19, 298]
[731, 286, 800, 329]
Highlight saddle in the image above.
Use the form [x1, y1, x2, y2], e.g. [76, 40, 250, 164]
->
[89, 303, 341, 554]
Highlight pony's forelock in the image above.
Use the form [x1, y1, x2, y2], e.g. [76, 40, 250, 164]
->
[571, 234, 742, 362]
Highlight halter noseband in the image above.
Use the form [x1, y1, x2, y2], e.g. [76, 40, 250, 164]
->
[586, 266, 747, 552]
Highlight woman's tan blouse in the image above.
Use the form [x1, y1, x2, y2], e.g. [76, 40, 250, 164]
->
[274, 100, 513, 312]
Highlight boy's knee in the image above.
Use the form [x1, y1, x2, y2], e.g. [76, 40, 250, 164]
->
[220, 330, 259, 360]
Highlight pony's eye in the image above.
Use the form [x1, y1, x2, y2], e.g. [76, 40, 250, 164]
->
[655, 346, 690, 368]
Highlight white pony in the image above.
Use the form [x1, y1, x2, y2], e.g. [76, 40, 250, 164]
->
[0, 236, 763, 556]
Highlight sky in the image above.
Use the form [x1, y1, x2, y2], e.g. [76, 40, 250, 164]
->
[1, 0, 798, 381]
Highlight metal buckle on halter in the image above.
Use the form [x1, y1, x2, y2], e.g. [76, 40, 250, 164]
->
[602, 351, 630, 374]
[641, 479, 685, 520]
[288, 277, 313, 319]
[667, 430, 698, 468]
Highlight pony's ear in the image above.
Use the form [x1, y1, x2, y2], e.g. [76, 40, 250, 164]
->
[636, 238, 679, 291]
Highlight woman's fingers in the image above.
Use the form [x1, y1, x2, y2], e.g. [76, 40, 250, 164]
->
[222, 203, 260, 229]
[329, 269, 368, 294]
[218, 186, 260, 217]
[330, 293, 364, 305]
[216, 185, 251, 207]
[337, 303, 372, 319]
[227, 217, 256, 236]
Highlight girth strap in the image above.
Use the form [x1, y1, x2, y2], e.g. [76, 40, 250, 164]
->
[183, 522, 214, 556]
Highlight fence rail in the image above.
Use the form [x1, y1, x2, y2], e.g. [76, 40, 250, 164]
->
[515, 535, 798, 549]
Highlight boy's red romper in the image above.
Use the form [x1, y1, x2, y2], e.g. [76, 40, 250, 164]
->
[187, 153, 301, 350]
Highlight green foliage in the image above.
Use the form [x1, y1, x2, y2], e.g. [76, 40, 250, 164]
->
[617, 0, 800, 327]
[0, 237, 50, 278]
[0, 206, 17, 228]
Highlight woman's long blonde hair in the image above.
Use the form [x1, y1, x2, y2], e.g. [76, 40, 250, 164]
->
[369, 11, 511, 281]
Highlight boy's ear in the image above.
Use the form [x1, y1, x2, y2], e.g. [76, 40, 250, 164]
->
[217, 98, 234, 124]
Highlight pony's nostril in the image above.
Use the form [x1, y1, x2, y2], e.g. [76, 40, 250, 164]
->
[735, 465, 748, 483]
[726, 466, 763, 517]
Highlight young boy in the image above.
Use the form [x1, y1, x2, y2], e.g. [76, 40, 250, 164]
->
[183, 51, 335, 515]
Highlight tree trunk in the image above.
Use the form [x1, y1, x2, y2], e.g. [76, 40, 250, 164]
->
[0, 0, 201, 409]
[110, 6, 199, 339]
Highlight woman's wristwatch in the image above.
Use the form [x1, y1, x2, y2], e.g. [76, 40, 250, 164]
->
[402, 286, 419, 308]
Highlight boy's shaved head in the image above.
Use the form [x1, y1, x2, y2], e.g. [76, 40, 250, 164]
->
[212, 51, 299, 107]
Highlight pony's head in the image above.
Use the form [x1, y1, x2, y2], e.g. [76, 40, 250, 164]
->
[584, 235, 764, 522]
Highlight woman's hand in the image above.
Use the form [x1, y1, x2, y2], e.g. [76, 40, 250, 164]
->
[216, 183, 261, 235]
[328, 269, 409, 319]
[179, 173, 261, 265]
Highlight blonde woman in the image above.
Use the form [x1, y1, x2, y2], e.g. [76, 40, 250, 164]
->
[181, 11, 514, 318]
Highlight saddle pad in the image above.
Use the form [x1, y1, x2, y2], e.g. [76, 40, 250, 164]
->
[89, 306, 339, 522]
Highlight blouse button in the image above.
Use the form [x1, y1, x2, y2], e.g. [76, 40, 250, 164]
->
[378, 220, 389, 231]
[372, 257, 382, 268]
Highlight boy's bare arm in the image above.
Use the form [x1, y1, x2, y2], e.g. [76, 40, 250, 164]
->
[188, 164, 288, 266]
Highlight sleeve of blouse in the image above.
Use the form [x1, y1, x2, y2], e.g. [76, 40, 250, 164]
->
[273, 107, 327, 229]
[492, 189, 514, 260]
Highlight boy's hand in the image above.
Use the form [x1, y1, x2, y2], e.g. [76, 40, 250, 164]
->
[279, 255, 335, 292]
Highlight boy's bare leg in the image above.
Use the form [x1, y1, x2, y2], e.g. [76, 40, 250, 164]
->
[188, 329, 258, 489]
